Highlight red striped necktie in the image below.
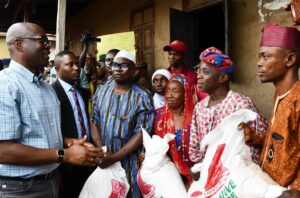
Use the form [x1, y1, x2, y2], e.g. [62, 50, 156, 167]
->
[70, 87, 87, 138]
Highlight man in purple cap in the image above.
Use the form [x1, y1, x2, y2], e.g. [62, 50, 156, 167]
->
[189, 47, 268, 180]
[241, 23, 300, 189]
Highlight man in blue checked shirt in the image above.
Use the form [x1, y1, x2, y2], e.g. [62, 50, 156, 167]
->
[0, 22, 103, 198]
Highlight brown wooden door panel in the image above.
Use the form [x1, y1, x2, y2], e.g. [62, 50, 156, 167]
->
[131, 3, 154, 76]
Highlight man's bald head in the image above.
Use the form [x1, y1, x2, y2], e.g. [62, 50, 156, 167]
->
[5, 22, 50, 74]
[6, 22, 45, 45]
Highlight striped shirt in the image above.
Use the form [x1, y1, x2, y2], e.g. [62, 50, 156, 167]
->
[92, 81, 154, 198]
[0, 60, 63, 178]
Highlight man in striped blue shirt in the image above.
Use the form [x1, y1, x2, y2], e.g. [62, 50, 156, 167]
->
[91, 50, 154, 198]
[0, 22, 103, 198]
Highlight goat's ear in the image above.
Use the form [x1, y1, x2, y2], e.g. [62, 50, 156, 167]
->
[164, 133, 176, 143]
[142, 127, 151, 145]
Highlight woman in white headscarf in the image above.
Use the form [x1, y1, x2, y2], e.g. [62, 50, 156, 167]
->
[151, 69, 171, 109]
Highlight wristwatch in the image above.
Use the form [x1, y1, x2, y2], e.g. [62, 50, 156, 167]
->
[57, 149, 64, 163]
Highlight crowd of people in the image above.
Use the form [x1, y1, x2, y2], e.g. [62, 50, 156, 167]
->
[0, 21, 299, 198]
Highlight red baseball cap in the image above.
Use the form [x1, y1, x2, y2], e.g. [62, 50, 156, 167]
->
[163, 40, 188, 53]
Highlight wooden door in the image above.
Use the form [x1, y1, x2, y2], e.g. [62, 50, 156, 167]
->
[131, 3, 154, 74]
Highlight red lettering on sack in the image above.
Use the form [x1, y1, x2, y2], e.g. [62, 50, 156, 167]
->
[191, 191, 203, 197]
[204, 144, 229, 197]
[137, 166, 155, 198]
[108, 179, 127, 198]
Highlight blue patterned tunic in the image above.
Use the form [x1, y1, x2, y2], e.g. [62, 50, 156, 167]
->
[92, 81, 154, 198]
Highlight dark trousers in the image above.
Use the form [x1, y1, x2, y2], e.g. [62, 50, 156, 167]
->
[59, 164, 93, 198]
[0, 171, 59, 198]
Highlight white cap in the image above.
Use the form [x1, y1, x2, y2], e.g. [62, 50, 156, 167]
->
[114, 50, 136, 64]
[151, 69, 171, 83]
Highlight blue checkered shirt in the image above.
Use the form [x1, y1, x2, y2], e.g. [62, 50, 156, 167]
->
[0, 60, 63, 178]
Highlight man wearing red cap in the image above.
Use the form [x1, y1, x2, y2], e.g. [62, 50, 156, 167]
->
[163, 40, 190, 74]
[242, 23, 300, 189]
[164, 40, 206, 101]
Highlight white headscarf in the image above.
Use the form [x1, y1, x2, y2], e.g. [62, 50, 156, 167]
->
[151, 69, 171, 110]
[151, 69, 171, 83]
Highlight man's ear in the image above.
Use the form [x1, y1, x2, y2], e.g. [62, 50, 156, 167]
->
[55, 65, 60, 73]
[14, 40, 23, 52]
[286, 52, 297, 68]
[219, 73, 229, 83]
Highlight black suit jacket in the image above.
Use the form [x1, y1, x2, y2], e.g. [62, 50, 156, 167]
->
[52, 79, 92, 198]
[52, 79, 89, 139]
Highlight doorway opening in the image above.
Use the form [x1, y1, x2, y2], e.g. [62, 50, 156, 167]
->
[170, 2, 227, 69]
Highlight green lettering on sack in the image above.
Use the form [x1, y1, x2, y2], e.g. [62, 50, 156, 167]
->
[217, 180, 237, 198]
[229, 180, 236, 189]
[230, 191, 237, 198]
[218, 190, 226, 198]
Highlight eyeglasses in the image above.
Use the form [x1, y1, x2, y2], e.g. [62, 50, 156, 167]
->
[111, 62, 132, 71]
[17, 35, 50, 46]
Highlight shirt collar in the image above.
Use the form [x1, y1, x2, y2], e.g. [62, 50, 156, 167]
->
[58, 78, 73, 92]
[204, 90, 232, 108]
[9, 60, 39, 83]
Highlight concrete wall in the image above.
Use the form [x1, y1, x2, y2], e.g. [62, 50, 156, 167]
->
[66, 0, 182, 64]
[66, 0, 149, 55]
[154, 0, 182, 69]
[66, 0, 296, 118]
[230, 0, 293, 118]
[0, 37, 9, 58]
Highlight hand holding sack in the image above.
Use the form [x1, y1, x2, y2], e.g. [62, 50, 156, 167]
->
[188, 109, 286, 198]
[79, 146, 130, 198]
[137, 128, 187, 198]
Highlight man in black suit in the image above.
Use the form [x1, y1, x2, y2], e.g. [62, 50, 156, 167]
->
[52, 50, 92, 198]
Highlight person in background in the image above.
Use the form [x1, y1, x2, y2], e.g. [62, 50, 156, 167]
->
[163, 40, 196, 87]
[93, 53, 109, 91]
[0, 22, 102, 198]
[98, 53, 106, 65]
[43, 60, 54, 84]
[163, 40, 208, 102]
[189, 47, 268, 180]
[163, 40, 196, 81]
[49, 60, 89, 90]
[151, 69, 171, 109]
[0, 59, 3, 71]
[154, 74, 195, 187]
[83, 53, 97, 82]
[105, 49, 119, 68]
[91, 48, 120, 109]
[1, 58, 11, 69]
[104, 48, 120, 82]
[241, 23, 300, 189]
[91, 50, 154, 198]
[79, 32, 97, 84]
[52, 51, 92, 198]
[88, 64, 107, 115]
